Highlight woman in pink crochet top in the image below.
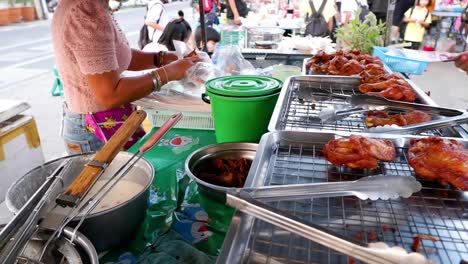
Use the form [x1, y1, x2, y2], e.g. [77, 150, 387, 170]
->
[52, 0, 201, 154]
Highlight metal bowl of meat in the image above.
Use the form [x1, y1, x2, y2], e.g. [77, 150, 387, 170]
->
[185, 143, 258, 202]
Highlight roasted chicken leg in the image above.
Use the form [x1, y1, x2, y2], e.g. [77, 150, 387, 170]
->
[408, 137, 468, 191]
[365, 110, 432, 128]
[323, 135, 396, 169]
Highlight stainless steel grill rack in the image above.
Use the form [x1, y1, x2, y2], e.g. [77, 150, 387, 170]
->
[218, 131, 468, 264]
[268, 76, 467, 137]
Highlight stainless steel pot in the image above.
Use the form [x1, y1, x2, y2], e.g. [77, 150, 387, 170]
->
[185, 143, 258, 202]
[247, 27, 285, 49]
[20, 227, 98, 264]
[5, 152, 154, 252]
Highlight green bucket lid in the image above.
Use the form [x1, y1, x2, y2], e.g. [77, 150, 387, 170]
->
[205, 76, 282, 97]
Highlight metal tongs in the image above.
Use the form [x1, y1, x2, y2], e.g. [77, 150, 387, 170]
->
[317, 94, 468, 133]
[242, 174, 421, 202]
[218, 175, 424, 264]
[227, 191, 433, 264]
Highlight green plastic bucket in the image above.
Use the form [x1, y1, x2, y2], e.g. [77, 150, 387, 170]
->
[203, 76, 282, 143]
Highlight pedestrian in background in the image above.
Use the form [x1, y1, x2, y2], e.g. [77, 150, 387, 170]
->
[391, 0, 415, 44]
[226, 0, 248, 25]
[195, 26, 221, 52]
[300, 0, 337, 36]
[403, 0, 432, 50]
[146, 0, 170, 44]
[144, 12, 193, 52]
[341, 0, 368, 24]
[369, 0, 388, 22]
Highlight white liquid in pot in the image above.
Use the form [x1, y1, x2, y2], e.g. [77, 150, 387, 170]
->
[82, 179, 145, 213]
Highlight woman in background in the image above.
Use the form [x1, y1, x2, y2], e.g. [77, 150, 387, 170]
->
[391, 0, 416, 43]
[403, 0, 431, 50]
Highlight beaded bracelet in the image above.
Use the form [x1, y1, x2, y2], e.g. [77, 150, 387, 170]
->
[160, 51, 165, 66]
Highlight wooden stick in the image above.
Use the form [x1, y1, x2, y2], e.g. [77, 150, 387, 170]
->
[63, 110, 147, 198]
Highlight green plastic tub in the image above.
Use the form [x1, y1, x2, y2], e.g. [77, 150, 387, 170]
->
[203, 76, 282, 143]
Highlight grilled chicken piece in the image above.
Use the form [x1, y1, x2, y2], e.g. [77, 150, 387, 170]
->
[408, 137, 468, 191]
[357, 54, 384, 65]
[307, 50, 384, 75]
[403, 110, 433, 125]
[328, 55, 349, 75]
[306, 50, 333, 70]
[362, 63, 386, 76]
[359, 79, 411, 93]
[323, 135, 396, 169]
[367, 85, 417, 102]
[365, 110, 432, 128]
[359, 72, 400, 84]
[337, 60, 366, 76]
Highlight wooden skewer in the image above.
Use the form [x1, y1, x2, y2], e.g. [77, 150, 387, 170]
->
[62, 110, 147, 198]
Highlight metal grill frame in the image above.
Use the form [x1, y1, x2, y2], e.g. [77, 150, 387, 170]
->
[217, 131, 468, 264]
[267, 76, 465, 137]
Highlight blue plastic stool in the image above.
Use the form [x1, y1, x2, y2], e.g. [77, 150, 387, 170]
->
[51, 67, 64, 97]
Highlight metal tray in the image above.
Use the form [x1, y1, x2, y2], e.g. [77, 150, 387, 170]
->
[268, 75, 465, 137]
[217, 131, 468, 264]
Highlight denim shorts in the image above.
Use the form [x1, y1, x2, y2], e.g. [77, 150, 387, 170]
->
[61, 104, 104, 154]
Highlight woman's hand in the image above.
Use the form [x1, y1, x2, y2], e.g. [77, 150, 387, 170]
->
[162, 55, 203, 82]
[234, 15, 242, 25]
[162, 51, 179, 65]
[453, 52, 468, 74]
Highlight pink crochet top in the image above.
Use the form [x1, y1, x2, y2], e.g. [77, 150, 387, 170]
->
[52, 0, 131, 113]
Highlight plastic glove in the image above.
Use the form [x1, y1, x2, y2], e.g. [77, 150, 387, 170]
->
[163, 56, 203, 82]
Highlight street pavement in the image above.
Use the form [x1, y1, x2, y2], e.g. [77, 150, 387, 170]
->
[0, 3, 467, 162]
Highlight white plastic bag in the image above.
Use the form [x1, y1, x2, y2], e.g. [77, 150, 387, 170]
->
[211, 45, 255, 75]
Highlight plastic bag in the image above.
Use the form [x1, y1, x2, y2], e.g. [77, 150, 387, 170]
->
[172, 40, 221, 91]
[211, 45, 256, 75]
[182, 62, 224, 91]
[435, 37, 456, 52]
[173, 40, 211, 63]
